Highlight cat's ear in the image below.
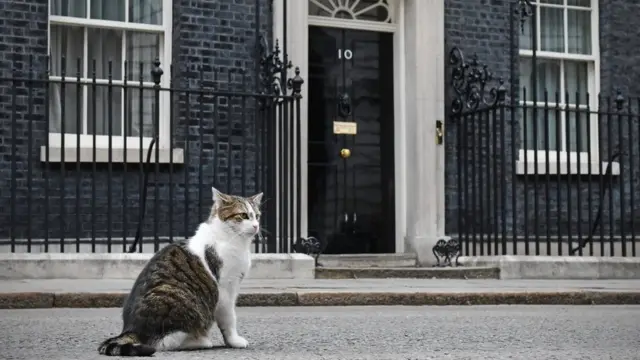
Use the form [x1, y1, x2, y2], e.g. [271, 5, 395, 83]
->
[212, 187, 227, 203]
[248, 192, 264, 208]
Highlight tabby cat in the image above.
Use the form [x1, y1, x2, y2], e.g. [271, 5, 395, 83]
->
[97, 187, 263, 356]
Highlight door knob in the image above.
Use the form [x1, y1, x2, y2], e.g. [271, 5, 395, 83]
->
[340, 148, 351, 158]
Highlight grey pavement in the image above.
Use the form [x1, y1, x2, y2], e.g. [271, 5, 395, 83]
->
[2, 278, 640, 294]
[1, 305, 639, 360]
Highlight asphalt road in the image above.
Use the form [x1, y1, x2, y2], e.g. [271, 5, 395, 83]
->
[1, 305, 639, 360]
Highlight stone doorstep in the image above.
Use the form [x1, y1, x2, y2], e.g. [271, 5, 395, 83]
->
[314, 266, 500, 279]
[0, 253, 316, 280]
[459, 255, 640, 280]
[316, 253, 418, 268]
[1, 290, 640, 309]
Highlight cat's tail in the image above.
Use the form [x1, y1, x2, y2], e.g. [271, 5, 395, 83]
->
[97, 332, 156, 357]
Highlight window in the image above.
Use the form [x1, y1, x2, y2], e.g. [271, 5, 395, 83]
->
[48, 0, 172, 150]
[308, 0, 397, 31]
[309, 0, 394, 23]
[518, 0, 598, 160]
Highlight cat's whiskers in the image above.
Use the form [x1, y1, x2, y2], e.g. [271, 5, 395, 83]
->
[252, 228, 270, 243]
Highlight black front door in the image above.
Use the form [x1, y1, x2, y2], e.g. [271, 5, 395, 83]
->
[307, 26, 395, 254]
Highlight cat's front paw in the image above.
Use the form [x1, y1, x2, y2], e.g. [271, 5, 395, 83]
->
[224, 335, 248, 349]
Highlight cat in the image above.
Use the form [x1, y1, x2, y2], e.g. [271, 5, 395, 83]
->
[97, 186, 263, 356]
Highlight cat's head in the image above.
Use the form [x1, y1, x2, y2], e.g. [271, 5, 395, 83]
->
[210, 186, 263, 239]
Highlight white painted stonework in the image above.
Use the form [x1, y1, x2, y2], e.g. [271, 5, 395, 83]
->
[275, 0, 445, 265]
[0, 253, 315, 280]
[402, 0, 445, 266]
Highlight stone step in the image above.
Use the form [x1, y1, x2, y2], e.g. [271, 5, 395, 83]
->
[315, 266, 500, 279]
[316, 253, 418, 268]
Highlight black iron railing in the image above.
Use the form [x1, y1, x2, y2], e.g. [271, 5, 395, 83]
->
[1, 50, 304, 254]
[446, 47, 640, 258]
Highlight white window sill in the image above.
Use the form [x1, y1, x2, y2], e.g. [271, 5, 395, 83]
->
[40, 146, 185, 164]
[515, 160, 620, 176]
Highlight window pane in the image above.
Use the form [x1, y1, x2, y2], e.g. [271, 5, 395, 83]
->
[352, 0, 392, 22]
[566, 109, 590, 152]
[125, 90, 156, 137]
[521, 107, 559, 151]
[519, 13, 533, 50]
[49, 83, 84, 134]
[309, 1, 332, 17]
[87, 86, 123, 136]
[519, 57, 561, 102]
[50, 0, 87, 18]
[50, 25, 84, 77]
[129, 0, 163, 25]
[540, 0, 562, 4]
[126, 32, 161, 82]
[564, 61, 589, 104]
[87, 28, 123, 80]
[568, 9, 591, 54]
[540, 6, 564, 52]
[568, 0, 591, 7]
[90, 0, 125, 21]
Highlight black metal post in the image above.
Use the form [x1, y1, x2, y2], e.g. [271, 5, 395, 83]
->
[517, 0, 534, 255]
[152, 59, 163, 252]
[445, 47, 505, 265]
[288, 67, 304, 248]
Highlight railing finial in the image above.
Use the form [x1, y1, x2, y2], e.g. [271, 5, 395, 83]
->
[151, 58, 163, 86]
[287, 67, 304, 99]
[615, 89, 625, 111]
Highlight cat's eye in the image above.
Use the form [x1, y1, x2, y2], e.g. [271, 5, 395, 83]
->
[237, 213, 249, 220]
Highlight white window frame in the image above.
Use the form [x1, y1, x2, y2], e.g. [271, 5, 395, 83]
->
[516, 0, 616, 175]
[45, 0, 174, 160]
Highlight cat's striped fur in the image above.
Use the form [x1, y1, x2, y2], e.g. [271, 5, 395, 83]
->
[98, 187, 262, 356]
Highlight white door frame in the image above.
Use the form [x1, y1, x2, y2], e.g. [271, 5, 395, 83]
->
[272, 0, 444, 256]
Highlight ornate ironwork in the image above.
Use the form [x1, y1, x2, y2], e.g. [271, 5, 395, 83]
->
[516, 0, 534, 33]
[432, 238, 461, 267]
[449, 47, 506, 115]
[258, 34, 292, 107]
[293, 236, 327, 267]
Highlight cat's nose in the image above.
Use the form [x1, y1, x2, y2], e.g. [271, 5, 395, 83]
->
[252, 223, 259, 231]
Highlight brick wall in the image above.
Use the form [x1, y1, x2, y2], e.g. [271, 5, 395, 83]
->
[0, 0, 50, 248]
[168, 0, 273, 245]
[443, 0, 515, 245]
[599, 0, 640, 96]
[0, 0, 273, 251]
[444, 0, 640, 255]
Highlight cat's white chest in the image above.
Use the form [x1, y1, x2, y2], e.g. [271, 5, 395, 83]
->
[214, 250, 249, 311]
[217, 244, 250, 285]
[223, 250, 250, 282]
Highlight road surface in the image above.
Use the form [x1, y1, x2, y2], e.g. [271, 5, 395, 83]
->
[1, 305, 638, 359]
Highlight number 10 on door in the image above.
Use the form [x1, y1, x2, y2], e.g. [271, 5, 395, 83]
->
[337, 49, 353, 60]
